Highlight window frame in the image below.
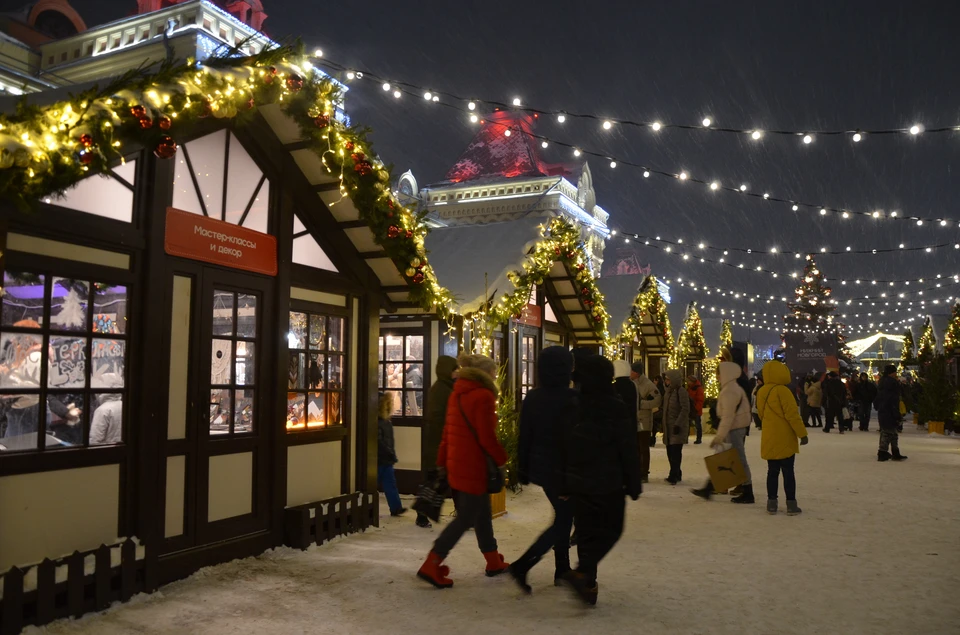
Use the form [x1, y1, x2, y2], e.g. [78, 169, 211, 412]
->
[377, 328, 427, 422]
[519, 332, 537, 399]
[0, 262, 132, 461]
[285, 300, 350, 440]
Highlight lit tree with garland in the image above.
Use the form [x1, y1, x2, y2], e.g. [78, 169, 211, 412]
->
[898, 327, 916, 372]
[943, 301, 960, 357]
[672, 302, 707, 368]
[784, 254, 853, 367]
[620, 276, 675, 360]
[719, 319, 733, 352]
[917, 316, 936, 365]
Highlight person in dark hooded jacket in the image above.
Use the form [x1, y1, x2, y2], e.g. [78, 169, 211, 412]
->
[509, 347, 579, 593]
[416, 355, 459, 528]
[874, 364, 907, 461]
[570, 346, 595, 391]
[559, 355, 641, 606]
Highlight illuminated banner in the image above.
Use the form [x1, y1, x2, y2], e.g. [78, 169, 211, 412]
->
[164, 207, 277, 276]
[517, 303, 542, 327]
[784, 332, 838, 376]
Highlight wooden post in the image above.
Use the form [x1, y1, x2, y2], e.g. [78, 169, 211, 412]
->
[67, 551, 84, 618]
[36, 559, 55, 625]
[120, 539, 136, 602]
[95, 545, 111, 610]
[1, 566, 24, 635]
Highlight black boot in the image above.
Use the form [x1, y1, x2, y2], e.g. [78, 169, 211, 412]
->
[508, 556, 537, 594]
[877, 450, 892, 462]
[891, 449, 908, 461]
[731, 484, 755, 504]
[691, 481, 713, 500]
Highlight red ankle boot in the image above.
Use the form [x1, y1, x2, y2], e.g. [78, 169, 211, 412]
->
[417, 552, 453, 588]
[483, 551, 510, 577]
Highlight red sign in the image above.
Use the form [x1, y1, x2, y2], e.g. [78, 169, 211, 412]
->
[517, 303, 542, 327]
[164, 207, 277, 276]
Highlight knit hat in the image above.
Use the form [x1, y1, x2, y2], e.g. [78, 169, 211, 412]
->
[883, 364, 897, 376]
[630, 362, 645, 375]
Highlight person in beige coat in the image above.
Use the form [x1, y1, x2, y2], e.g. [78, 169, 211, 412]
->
[804, 374, 823, 428]
[661, 369, 689, 484]
[630, 362, 661, 483]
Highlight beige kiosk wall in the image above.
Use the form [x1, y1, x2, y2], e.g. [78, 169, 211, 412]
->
[0, 465, 120, 569]
[286, 441, 342, 506]
[393, 427, 421, 471]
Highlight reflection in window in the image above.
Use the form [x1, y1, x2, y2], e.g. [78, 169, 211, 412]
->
[378, 332, 424, 418]
[0, 270, 129, 452]
[208, 290, 258, 436]
[286, 310, 346, 431]
[53, 159, 136, 223]
[521, 335, 537, 398]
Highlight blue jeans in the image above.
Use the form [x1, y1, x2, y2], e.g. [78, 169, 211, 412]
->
[377, 464, 403, 514]
[514, 489, 574, 574]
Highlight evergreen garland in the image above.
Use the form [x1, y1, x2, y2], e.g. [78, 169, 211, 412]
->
[672, 302, 707, 368]
[943, 302, 960, 356]
[917, 316, 936, 365]
[899, 327, 916, 372]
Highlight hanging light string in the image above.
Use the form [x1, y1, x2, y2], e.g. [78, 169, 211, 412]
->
[612, 230, 958, 257]
[695, 303, 926, 330]
[316, 58, 959, 142]
[322, 63, 960, 229]
[631, 236, 960, 285]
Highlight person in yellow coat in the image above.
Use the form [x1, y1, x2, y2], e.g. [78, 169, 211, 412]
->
[756, 361, 809, 516]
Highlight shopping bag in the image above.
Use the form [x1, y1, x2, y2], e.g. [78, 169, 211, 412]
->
[412, 474, 447, 522]
[704, 447, 747, 492]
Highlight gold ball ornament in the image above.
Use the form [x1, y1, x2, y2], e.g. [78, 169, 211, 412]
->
[0, 149, 14, 169]
[405, 267, 417, 277]
[410, 257, 421, 268]
[13, 149, 30, 168]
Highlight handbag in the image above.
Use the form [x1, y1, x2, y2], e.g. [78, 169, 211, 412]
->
[413, 471, 447, 523]
[841, 406, 851, 420]
[457, 395, 505, 494]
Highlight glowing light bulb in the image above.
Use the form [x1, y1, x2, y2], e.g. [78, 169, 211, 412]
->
[346, 71, 356, 80]
[573, 148, 581, 157]
[602, 120, 613, 130]
[609, 161, 617, 169]
[393, 90, 402, 98]
[792, 205, 799, 211]
[820, 208, 827, 215]
[423, 92, 433, 100]
[910, 125, 921, 135]
[643, 171, 650, 178]
[512, 97, 522, 106]
[504, 129, 511, 137]
[891, 211, 899, 217]
[468, 101, 476, 111]
[557, 114, 565, 123]
[702, 117, 712, 127]
[803, 134, 813, 144]
[763, 193, 770, 199]
[710, 181, 719, 190]
[852, 132, 862, 142]
[314, 49, 323, 57]
[469, 114, 479, 123]
[842, 211, 850, 218]
[652, 122, 662, 131]
[917, 220, 923, 226]
[940, 219, 948, 226]
[873, 211, 880, 218]
[541, 141, 549, 148]
[738, 184, 747, 192]
[382, 82, 391, 91]
[751, 130, 763, 140]
[679, 172, 688, 180]
[433, 95, 440, 102]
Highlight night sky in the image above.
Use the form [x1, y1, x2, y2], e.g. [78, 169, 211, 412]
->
[13, 0, 960, 347]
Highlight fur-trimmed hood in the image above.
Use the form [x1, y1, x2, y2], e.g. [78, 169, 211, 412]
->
[456, 366, 498, 395]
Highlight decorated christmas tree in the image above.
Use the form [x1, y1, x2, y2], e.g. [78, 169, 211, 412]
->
[720, 319, 733, 352]
[672, 302, 707, 368]
[917, 316, 936, 365]
[943, 301, 960, 356]
[898, 327, 916, 372]
[784, 254, 853, 366]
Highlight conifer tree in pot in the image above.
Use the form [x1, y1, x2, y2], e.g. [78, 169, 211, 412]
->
[918, 354, 959, 435]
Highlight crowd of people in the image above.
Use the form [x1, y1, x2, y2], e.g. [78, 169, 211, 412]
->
[370, 348, 920, 606]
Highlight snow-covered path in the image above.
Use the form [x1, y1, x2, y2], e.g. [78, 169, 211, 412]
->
[31, 425, 960, 635]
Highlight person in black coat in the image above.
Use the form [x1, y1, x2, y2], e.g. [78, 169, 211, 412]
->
[874, 365, 908, 461]
[822, 372, 847, 434]
[377, 394, 406, 516]
[559, 354, 641, 606]
[510, 347, 579, 592]
[855, 373, 878, 431]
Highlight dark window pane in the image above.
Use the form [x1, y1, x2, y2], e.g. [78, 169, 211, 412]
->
[91, 338, 124, 388]
[309, 314, 325, 350]
[212, 291, 234, 336]
[0, 333, 43, 388]
[288, 311, 306, 349]
[89, 393, 123, 445]
[328, 355, 343, 390]
[237, 293, 257, 338]
[235, 389, 254, 433]
[405, 363, 423, 389]
[93, 284, 127, 334]
[307, 353, 324, 389]
[48, 336, 87, 388]
[47, 393, 84, 446]
[0, 396, 41, 449]
[211, 339, 233, 385]
[329, 316, 344, 352]
[209, 389, 231, 435]
[286, 392, 305, 431]
[236, 341, 255, 386]
[50, 279, 89, 331]
[2, 271, 45, 327]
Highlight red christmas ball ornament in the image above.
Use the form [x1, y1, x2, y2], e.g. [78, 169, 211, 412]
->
[78, 150, 94, 165]
[344, 141, 355, 151]
[245, 97, 255, 110]
[577, 263, 586, 271]
[566, 251, 576, 259]
[581, 287, 590, 296]
[158, 116, 172, 130]
[153, 135, 178, 159]
[350, 152, 366, 162]
[285, 74, 304, 91]
[313, 113, 330, 128]
[387, 211, 394, 218]
[199, 100, 213, 118]
[554, 246, 562, 256]
[263, 66, 277, 83]
[387, 199, 395, 209]
[354, 161, 373, 176]
[79, 133, 93, 148]
[405, 229, 414, 239]
[130, 105, 146, 118]
[139, 117, 153, 129]
[387, 225, 400, 239]
[413, 273, 424, 284]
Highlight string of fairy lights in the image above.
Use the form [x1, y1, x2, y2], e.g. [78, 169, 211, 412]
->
[693, 305, 925, 333]
[316, 57, 960, 229]
[316, 58, 960, 142]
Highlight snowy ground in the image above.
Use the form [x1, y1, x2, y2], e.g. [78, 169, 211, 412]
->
[30, 423, 960, 635]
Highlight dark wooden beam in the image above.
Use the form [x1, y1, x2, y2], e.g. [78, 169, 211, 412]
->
[359, 250, 388, 259]
[283, 140, 312, 151]
[314, 181, 341, 192]
[382, 285, 411, 293]
[338, 219, 369, 229]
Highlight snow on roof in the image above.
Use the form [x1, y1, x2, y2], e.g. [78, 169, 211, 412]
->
[596, 273, 646, 335]
[425, 217, 546, 313]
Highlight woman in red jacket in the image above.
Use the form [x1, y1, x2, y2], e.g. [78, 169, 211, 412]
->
[417, 354, 510, 588]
